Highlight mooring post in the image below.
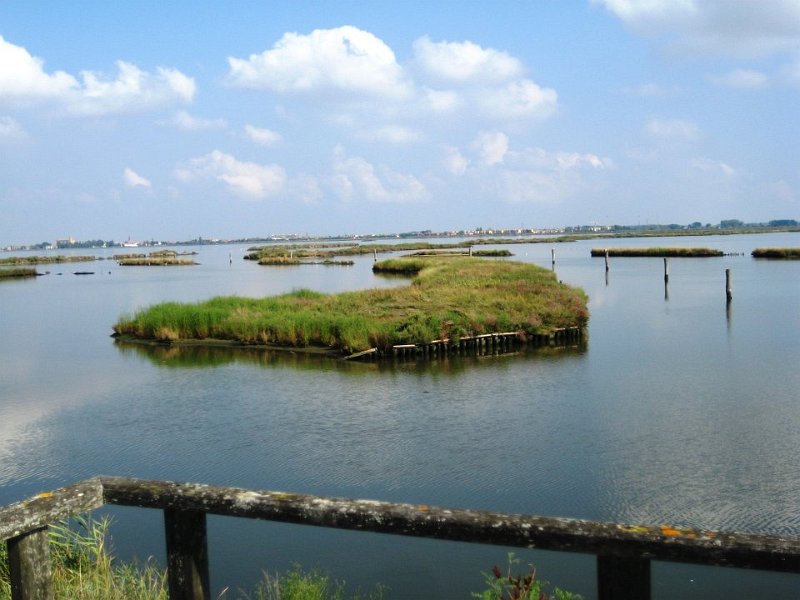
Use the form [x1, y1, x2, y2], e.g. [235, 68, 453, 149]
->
[551, 248, 555, 267]
[597, 555, 651, 600]
[604, 249, 609, 272]
[663, 258, 669, 284]
[8, 527, 54, 600]
[164, 509, 210, 600]
[469, 246, 472, 257]
[373, 249, 377, 262]
[726, 268, 732, 302]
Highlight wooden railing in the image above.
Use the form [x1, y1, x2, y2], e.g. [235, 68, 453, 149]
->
[2, 476, 800, 600]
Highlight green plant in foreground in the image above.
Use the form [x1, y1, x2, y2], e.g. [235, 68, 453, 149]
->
[472, 553, 581, 600]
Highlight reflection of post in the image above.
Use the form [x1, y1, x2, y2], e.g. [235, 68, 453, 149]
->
[726, 297, 732, 329]
[726, 268, 732, 302]
[605, 269, 609, 287]
[664, 280, 669, 301]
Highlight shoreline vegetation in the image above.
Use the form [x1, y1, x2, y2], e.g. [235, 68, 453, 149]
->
[0, 517, 578, 600]
[0, 255, 95, 265]
[0, 267, 38, 280]
[751, 248, 800, 259]
[112, 257, 588, 357]
[590, 247, 724, 257]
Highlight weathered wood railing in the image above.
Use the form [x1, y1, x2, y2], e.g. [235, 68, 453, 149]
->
[3, 476, 800, 600]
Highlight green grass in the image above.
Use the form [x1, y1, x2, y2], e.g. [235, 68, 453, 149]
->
[751, 247, 800, 259]
[0, 255, 96, 265]
[114, 258, 588, 354]
[117, 257, 198, 266]
[590, 247, 723, 257]
[0, 267, 38, 279]
[0, 517, 384, 600]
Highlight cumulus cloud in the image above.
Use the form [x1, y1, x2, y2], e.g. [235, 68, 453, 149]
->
[593, 0, 800, 58]
[0, 35, 195, 115]
[443, 145, 469, 175]
[0, 115, 25, 140]
[473, 131, 509, 166]
[413, 36, 523, 83]
[710, 69, 769, 89]
[330, 146, 427, 203]
[645, 118, 700, 140]
[173, 110, 227, 131]
[476, 79, 558, 120]
[123, 168, 152, 188]
[227, 26, 411, 99]
[244, 124, 282, 146]
[176, 150, 286, 199]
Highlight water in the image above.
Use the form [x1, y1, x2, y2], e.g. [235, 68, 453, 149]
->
[1, 233, 799, 598]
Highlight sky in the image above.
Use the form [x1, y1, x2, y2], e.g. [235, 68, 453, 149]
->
[0, 0, 798, 245]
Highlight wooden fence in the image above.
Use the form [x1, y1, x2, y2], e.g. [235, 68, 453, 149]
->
[3, 476, 800, 600]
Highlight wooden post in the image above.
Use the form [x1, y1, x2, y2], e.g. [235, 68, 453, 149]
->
[469, 246, 472, 257]
[726, 268, 732, 302]
[597, 555, 651, 600]
[164, 509, 210, 600]
[604, 249, 609, 272]
[551, 248, 555, 267]
[663, 258, 669, 284]
[373, 249, 377, 262]
[8, 528, 53, 600]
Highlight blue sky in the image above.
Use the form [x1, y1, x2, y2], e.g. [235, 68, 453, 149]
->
[1, 1, 798, 244]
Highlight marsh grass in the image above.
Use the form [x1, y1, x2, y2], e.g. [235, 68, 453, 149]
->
[117, 258, 198, 266]
[751, 248, 800, 259]
[0, 517, 384, 600]
[114, 258, 588, 354]
[0, 267, 37, 279]
[590, 247, 723, 257]
[0, 255, 95, 265]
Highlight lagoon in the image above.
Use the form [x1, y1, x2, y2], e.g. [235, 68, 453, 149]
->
[1, 233, 799, 598]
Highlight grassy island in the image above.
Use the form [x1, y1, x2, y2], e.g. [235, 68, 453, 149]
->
[113, 258, 588, 355]
[0, 267, 38, 280]
[590, 247, 723, 257]
[0, 255, 95, 265]
[751, 248, 800, 259]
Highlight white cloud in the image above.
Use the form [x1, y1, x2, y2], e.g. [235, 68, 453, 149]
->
[413, 36, 523, 83]
[443, 145, 469, 175]
[0, 116, 25, 140]
[645, 118, 700, 140]
[176, 150, 286, 199]
[477, 79, 558, 120]
[421, 88, 461, 113]
[227, 26, 411, 99]
[244, 124, 282, 146]
[710, 69, 769, 89]
[173, 110, 227, 131]
[362, 125, 423, 144]
[0, 35, 195, 115]
[123, 167, 152, 188]
[330, 146, 428, 203]
[593, 0, 800, 58]
[473, 131, 509, 166]
[692, 157, 736, 176]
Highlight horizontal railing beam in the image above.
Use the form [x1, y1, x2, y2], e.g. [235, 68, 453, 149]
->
[0, 479, 104, 542]
[98, 476, 800, 573]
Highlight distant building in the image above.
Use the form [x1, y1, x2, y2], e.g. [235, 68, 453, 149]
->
[55, 237, 76, 248]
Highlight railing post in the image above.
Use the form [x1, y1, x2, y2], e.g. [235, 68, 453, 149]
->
[164, 509, 210, 600]
[597, 555, 650, 600]
[8, 528, 53, 600]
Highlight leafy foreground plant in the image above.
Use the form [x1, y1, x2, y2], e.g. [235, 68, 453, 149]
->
[473, 553, 581, 600]
[0, 517, 383, 600]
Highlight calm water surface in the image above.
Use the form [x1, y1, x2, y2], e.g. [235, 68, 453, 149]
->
[1, 233, 799, 598]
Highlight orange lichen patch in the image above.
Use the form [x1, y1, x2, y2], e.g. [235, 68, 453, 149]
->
[660, 525, 696, 538]
[417, 505, 430, 512]
[34, 492, 54, 500]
